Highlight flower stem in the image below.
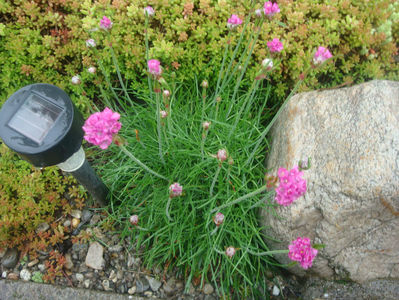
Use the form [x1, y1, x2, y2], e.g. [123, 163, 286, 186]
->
[246, 248, 289, 256]
[119, 145, 167, 180]
[155, 85, 165, 165]
[210, 185, 268, 213]
[145, 16, 152, 95]
[165, 197, 173, 221]
[109, 46, 133, 105]
[210, 165, 221, 197]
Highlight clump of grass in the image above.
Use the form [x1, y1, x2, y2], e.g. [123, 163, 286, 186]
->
[83, 6, 329, 298]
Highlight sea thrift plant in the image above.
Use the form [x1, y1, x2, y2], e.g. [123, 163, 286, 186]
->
[87, 66, 96, 74]
[129, 215, 139, 226]
[163, 90, 170, 97]
[267, 38, 283, 53]
[169, 182, 183, 198]
[262, 58, 273, 70]
[160, 110, 168, 118]
[202, 121, 211, 130]
[82, 107, 121, 150]
[288, 237, 318, 269]
[99, 16, 112, 30]
[213, 212, 225, 226]
[275, 166, 307, 206]
[226, 247, 236, 258]
[144, 6, 155, 16]
[263, 1, 280, 18]
[227, 14, 242, 29]
[217, 149, 227, 162]
[313, 46, 333, 65]
[148, 59, 162, 76]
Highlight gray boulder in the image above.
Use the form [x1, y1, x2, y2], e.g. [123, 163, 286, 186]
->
[261, 80, 399, 283]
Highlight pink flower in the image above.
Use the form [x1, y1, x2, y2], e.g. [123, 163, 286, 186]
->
[227, 14, 242, 29]
[225, 246, 236, 258]
[275, 166, 306, 206]
[288, 237, 318, 269]
[163, 90, 170, 97]
[160, 110, 168, 118]
[217, 149, 227, 162]
[148, 59, 162, 76]
[99, 16, 113, 30]
[71, 75, 81, 85]
[213, 212, 225, 226]
[169, 182, 183, 198]
[313, 46, 332, 65]
[144, 6, 155, 16]
[263, 1, 280, 17]
[82, 107, 121, 150]
[202, 121, 211, 130]
[129, 215, 139, 226]
[85, 39, 96, 47]
[267, 38, 283, 53]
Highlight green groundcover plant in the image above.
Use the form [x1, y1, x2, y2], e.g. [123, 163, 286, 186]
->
[78, 4, 329, 298]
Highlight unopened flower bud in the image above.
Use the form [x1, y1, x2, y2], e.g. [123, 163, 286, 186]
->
[216, 96, 221, 103]
[129, 215, 139, 226]
[255, 9, 263, 17]
[144, 6, 155, 16]
[228, 158, 234, 165]
[226, 246, 236, 258]
[160, 110, 168, 118]
[71, 75, 81, 85]
[86, 39, 96, 48]
[217, 149, 227, 162]
[262, 58, 273, 70]
[169, 182, 183, 198]
[88, 66, 96, 74]
[201, 80, 208, 88]
[202, 121, 211, 130]
[213, 212, 224, 226]
[163, 90, 170, 97]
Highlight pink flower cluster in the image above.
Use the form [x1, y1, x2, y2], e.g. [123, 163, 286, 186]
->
[144, 6, 155, 16]
[288, 237, 318, 269]
[169, 182, 183, 198]
[100, 16, 112, 30]
[82, 107, 121, 150]
[148, 59, 162, 76]
[313, 46, 333, 65]
[264, 1, 280, 17]
[129, 215, 139, 226]
[217, 149, 227, 162]
[227, 14, 242, 29]
[275, 166, 306, 206]
[267, 38, 283, 53]
[213, 212, 225, 226]
[225, 246, 236, 258]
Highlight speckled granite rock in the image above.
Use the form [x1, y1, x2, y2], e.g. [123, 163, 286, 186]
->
[262, 80, 399, 283]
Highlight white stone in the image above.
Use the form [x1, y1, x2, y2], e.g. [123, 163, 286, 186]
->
[128, 286, 136, 294]
[38, 264, 45, 272]
[2, 271, 7, 278]
[146, 276, 162, 291]
[85, 242, 105, 270]
[70, 210, 82, 219]
[203, 283, 214, 295]
[272, 285, 280, 296]
[75, 273, 84, 282]
[262, 80, 399, 283]
[84, 279, 91, 288]
[20, 269, 31, 281]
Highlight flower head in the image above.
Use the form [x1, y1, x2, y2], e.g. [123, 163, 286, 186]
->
[82, 107, 121, 150]
[226, 246, 236, 258]
[144, 6, 155, 16]
[160, 110, 168, 118]
[275, 166, 307, 206]
[202, 121, 211, 131]
[88, 66, 96, 74]
[163, 90, 170, 97]
[148, 59, 162, 76]
[263, 1, 280, 17]
[262, 58, 273, 70]
[227, 14, 242, 29]
[201, 80, 208, 88]
[71, 75, 81, 85]
[313, 46, 332, 65]
[267, 38, 283, 53]
[85, 39, 96, 48]
[213, 212, 225, 226]
[169, 182, 183, 198]
[129, 215, 139, 226]
[288, 237, 318, 269]
[255, 9, 263, 18]
[99, 16, 113, 30]
[217, 149, 227, 162]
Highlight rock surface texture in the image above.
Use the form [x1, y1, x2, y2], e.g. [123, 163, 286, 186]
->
[261, 80, 399, 283]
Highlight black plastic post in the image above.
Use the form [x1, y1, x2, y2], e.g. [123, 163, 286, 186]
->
[69, 159, 109, 206]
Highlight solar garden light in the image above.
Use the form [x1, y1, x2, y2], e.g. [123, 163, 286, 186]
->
[0, 83, 109, 206]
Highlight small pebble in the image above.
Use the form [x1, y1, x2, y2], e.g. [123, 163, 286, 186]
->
[7, 273, 19, 280]
[75, 273, 84, 282]
[2, 271, 7, 278]
[64, 253, 74, 270]
[84, 279, 91, 289]
[324, 293, 329, 298]
[70, 209, 82, 219]
[38, 264, 45, 272]
[35, 222, 49, 234]
[272, 285, 280, 296]
[27, 259, 39, 268]
[144, 291, 153, 297]
[72, 218, 80, 228]
[203, 283, 214, 295]
[128, 286, 136, 294]
[63, 220, 71, 227]
[20, 269, 31, 281]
